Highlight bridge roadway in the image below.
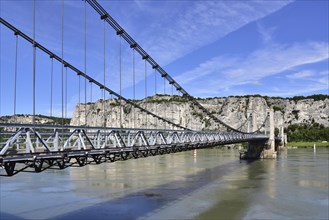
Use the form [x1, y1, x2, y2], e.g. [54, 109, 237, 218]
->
[0, 123, 268, 176]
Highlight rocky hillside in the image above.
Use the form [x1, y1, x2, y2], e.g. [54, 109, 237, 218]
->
[1, 95, 327, 131]
[69, 94, 329, 131]
[0, 114, 70, 125]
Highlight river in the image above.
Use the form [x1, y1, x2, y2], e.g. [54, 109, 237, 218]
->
[0, 147, 328, 219]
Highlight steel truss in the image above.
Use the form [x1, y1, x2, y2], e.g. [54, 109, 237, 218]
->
[0, 124, 268, 176]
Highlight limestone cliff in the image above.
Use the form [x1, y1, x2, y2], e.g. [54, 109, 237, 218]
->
[69, 95, 329, 130]
[0, 115, 70, 125]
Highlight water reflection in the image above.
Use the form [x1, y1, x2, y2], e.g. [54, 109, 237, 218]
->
[243, 148, 329, 220]
[297, 180, 328, 188]
[0, 148, 328, 220]
[68, 150, 209, 195]
[193, 149, 197, 163]
[195, 159, 275, 219]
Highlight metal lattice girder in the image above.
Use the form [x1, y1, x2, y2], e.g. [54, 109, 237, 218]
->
[0, 127, 55, 155]
[62, 129, 95, 151]
[130, 131, 149, 147]
[0, 124, 270, 176]
[1, 124, 269, 155]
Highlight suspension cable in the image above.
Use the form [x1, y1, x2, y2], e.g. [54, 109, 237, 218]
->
[178, 91, 181, 128]
[78, 72, 80, 125]
[176, 89, 180, 130]
[132, 48, 135, 128]
[61, 0, 64, 127]
[154, 68, 157, 128]
[171, 84, 174, 130]
[119, 35, 122, 127]
[0, 17, 1, 116]
[86, 0, 256, 133]
[163, 75, 166, 94]
[110, 93, 113, 126]
[103, 19, 106, 128]
[84, 0, 87, 126]
[99, 86, 102, 126]
[144, 59, 147, 129]
[90, 81, 92, 102]
[14, 33, 18, 121]
[50, 56, 53, 117]
[154, 68, 157, 95]
[65, 66, 68, 119]
[32, 0, 36, 126]
[108, 35, 111, 129]
[164, 77, 166, 129]
[236, 115, 250, 131]
[0, 17, 190, 131]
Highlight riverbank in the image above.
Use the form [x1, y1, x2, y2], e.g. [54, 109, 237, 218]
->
[287, 141, 329, 148]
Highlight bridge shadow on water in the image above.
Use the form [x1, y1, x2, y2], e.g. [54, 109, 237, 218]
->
[0, 151, 275, 220]
[0, 160, 106, 177]
[47, 159, 257, 220]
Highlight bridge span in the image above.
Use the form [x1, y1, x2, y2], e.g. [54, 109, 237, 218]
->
[0, 0, 284, 177]
[0, 123, 270, 176]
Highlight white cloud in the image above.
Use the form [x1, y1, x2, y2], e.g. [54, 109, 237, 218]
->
[263, 82, 328, 97]
[229, 42, 328, 79]
[0, 0, 304, 116]
[174, 56, 238, 85]
[315, 70, 329, 85]
[175, 41, 329, 96]
[252, 81, 262, 85]
[137, 1, 293, 66]
[257, 22, 277, 44]
[3, 0, 292, 94]
[286, 70, 315, 79]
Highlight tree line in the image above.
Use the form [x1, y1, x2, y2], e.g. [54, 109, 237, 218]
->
[286, 123, 329, 142]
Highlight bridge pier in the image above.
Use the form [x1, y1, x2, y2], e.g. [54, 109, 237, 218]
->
[242, 109, 277, 159]
[262, 109, 277, 158]
[278, 125, 286, 149]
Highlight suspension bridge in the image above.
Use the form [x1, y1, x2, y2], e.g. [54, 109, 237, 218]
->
[0, 0, 283, 176]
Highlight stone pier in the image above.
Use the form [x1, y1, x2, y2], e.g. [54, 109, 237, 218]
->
[242, 109, 277, 159]
[262, 109, 277, 158]
[278, 125, 286, 150]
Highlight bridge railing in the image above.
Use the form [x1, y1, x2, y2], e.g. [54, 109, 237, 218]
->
[0, 123, 269, 176]
[0, 123, 268, 155]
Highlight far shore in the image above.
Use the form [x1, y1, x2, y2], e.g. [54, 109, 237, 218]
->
[287, 141, 329, 148]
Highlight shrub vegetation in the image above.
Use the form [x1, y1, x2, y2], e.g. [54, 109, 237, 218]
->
[286, 123, 329, 142]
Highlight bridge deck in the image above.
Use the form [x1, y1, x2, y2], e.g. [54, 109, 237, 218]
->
[0, 124, 270, 176]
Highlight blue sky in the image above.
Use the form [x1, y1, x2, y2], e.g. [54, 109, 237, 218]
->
[0, 0, 328, 117]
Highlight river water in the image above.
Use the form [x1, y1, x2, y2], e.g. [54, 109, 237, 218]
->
[0, 147, 328, 219]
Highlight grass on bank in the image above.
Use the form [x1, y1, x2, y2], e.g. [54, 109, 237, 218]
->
[287, 141, 329, 147]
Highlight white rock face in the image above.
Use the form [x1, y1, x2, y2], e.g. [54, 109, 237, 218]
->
[2, 96, 327, 131]
[0, 115, 69, 125]
[70, 95, 329, 130]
